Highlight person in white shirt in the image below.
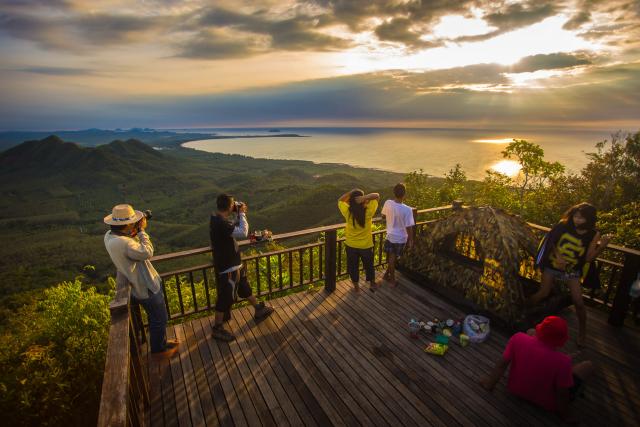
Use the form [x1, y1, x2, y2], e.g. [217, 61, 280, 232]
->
[104, 204, 177, 355]
[381, 183, 415, 287]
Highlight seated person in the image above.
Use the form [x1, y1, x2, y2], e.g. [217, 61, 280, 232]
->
[480, 316, 594, 423]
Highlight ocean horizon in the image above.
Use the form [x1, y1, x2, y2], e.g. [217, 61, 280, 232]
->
[182, 126, 617, 180]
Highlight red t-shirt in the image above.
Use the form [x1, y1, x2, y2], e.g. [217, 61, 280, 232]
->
[503, 332, 574, 412]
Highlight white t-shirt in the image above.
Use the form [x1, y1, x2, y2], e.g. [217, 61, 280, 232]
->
[381, 200, 415, 244]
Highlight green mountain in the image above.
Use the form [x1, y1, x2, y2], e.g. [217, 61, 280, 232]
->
[0, 136, 403, 303]
[0, 128, 216, 151]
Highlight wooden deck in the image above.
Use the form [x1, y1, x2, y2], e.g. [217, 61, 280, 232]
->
[146, 272, 640, 427]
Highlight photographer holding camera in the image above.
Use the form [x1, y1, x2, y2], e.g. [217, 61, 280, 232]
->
[104, 204, 177, 355]
[209, 194, 274, 342]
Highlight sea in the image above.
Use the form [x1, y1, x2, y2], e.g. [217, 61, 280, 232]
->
[180, 127, 617, 180]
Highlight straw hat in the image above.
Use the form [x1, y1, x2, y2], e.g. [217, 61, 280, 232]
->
[104, 204, 144, 225]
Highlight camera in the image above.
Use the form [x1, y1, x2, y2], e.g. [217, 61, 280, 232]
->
[232, 201, 245, 213]
[143, 209, 153, 220]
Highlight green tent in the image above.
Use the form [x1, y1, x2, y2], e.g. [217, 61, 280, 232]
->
[402, 206, 541, 326]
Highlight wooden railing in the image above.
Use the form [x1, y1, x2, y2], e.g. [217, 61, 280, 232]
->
[147, 206, 452, 321]
[97, 279, 149, 427]
[97, 203, 639, 426]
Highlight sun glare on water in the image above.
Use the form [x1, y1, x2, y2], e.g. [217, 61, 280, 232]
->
[472, 138, 515, 144]
[490, 160, 522, 177]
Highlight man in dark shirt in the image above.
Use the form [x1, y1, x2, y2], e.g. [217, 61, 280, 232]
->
[210, 194, 274, 341]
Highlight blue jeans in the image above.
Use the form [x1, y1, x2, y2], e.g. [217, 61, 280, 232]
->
[132, 289, 168, 353]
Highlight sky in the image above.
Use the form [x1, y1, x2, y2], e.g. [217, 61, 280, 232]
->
[0, 0, 639, 130]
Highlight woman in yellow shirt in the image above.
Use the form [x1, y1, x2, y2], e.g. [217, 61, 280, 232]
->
[338, 189, 380, 292]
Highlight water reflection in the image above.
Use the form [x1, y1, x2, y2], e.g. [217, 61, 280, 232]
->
[183, 128, 604, 180]
[490, 159, 522, 177]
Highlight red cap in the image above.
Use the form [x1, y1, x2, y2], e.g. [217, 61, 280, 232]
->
[535, 316, 569, 348]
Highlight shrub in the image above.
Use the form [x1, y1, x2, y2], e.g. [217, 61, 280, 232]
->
[0, 279, 111, 426]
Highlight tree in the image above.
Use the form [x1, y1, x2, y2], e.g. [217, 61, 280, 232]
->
[438, 163, 467, 204]
[501, 139, 565, 209]
[579, 131, 640, 210]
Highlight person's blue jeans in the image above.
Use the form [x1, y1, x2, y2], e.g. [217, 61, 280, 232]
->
[132, 289, 168, 353]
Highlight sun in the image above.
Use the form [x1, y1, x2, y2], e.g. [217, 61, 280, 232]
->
[491, 160, 522, 177]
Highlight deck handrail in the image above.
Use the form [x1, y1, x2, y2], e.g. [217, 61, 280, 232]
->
[151, 205, 454, 263]
[97, 279, 150, 427]
[98, 203, 639, 426]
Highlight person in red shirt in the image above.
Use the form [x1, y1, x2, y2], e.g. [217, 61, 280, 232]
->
[481, 316, 594, 423]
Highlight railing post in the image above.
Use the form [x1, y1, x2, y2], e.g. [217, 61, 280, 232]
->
[452, 200, 464, 211]
[324, 229, 337, 293]
[608, 252, 640, 326]
[412, 207, 418, 239]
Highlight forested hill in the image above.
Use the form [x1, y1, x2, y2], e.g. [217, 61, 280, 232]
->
[0, 135, 406, 301]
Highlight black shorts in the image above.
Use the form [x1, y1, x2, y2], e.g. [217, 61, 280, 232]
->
[215, 267, 253, 312]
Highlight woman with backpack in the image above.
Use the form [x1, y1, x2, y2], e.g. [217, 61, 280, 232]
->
[530, 203, 611, 347]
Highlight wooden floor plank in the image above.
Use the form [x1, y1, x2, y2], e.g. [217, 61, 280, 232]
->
[148, 273, 640, 427]
[226, 307, 314, 426]
[189, 318, 234, 427]
[325, 279, 509, 427]
[288, 287, 442, 427]
[381, 275, 555, 426]
[166, 326, 193, 427]
[173, 325, 206, 427]
[234, 303, 349, 426]
[234, 302, 331, 426]
[396, 274, 637, 426]
[222, 309, 277, 427]
[269, 291, 380, 426]
[202, 315, 262, 426]
[226, 311, 292, 427]
[181, 321, 219, 426]
[147, 350, 164, 427]
[198, 317, 249, 427]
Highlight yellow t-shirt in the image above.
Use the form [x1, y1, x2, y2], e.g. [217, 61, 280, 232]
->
[338, 200, 378, 249]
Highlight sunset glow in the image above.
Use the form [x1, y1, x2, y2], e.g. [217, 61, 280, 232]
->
[0, 0, 638, 129]
[491, 160, 523, 177]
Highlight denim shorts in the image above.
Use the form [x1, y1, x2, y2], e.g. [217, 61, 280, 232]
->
[544, 266, 581, 281]
[383, 239, 406, 257]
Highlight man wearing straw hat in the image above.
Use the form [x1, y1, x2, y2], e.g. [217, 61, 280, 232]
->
[104, 204, 178, 355]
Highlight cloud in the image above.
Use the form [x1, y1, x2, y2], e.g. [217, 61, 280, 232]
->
[373, 17, 440, 49]
[509, 52, 592, 73]
[176, 29, 265, 59]
[185, 6, 350, 56]
[452, 1, 559, 43]
[0, 11, 167, 51]
[17, 66, 96, 76]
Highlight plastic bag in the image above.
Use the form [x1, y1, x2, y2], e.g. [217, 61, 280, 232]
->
[425, 343, 448, 355]
[463, 314, 490, 343]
